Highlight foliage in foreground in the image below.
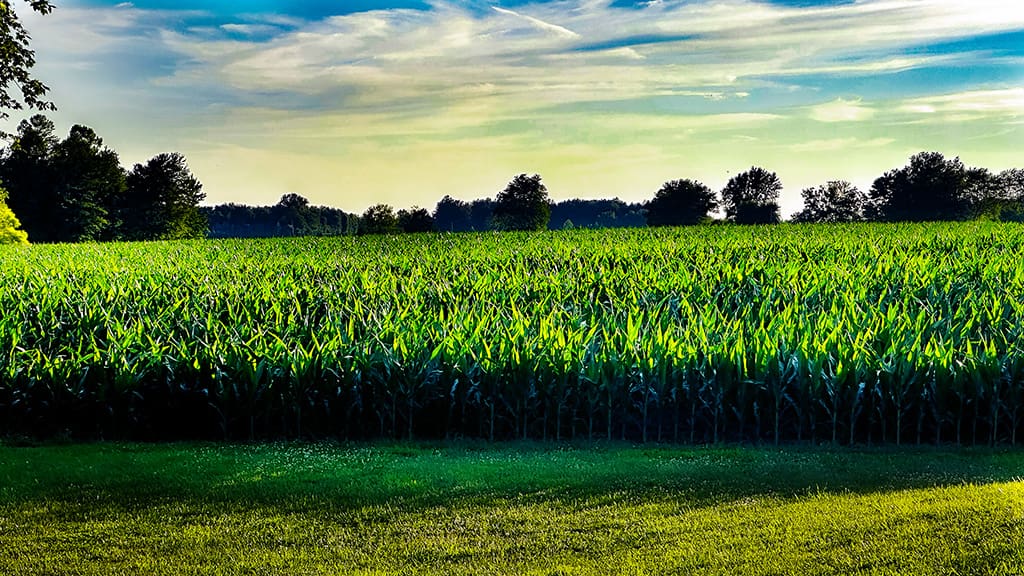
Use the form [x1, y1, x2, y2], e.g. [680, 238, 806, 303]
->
[0, 443, 1022, 575]
[0, 194, 28, 245]
[2, 224, 1024, 443]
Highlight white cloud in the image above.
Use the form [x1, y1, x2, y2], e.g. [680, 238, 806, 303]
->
[809, 99, 876, 123]
[900, 89, 1024, 115]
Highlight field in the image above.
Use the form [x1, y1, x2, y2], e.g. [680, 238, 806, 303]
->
[2, 223, 1024, 443]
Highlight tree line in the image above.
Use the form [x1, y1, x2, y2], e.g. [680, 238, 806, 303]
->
[0, 115, 207, 243]
[2, 115, 1023, 244]
[353, 153, 1024, 234]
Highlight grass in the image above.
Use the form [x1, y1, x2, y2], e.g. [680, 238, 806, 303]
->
[1, 442, 1023, 575]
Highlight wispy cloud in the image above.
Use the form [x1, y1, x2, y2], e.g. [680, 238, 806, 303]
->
[491, 6, 580, 39]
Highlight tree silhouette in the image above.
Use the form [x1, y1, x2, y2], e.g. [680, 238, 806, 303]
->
[469, 198, 495, 231]
[645, 179, 717, 226]
[433, 195, 472, 232]
[397, 206, 434, 233]
[791, 181, 866, 223]
[865, 152, 985, 222]
[720, 167, 782, 224]
[360, 203, 399, 235]
[122, 152, 207, 240]
[492, 173, 551, 231]
[0, 114, 59, 241]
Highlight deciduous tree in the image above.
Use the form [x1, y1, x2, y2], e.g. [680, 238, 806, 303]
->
[52, 125, 125, 242]
[645, 179, 717, 226]
[791, 181, 866, 223]
[122, 152, 207, 240]
[720, 167, 782, 224]
[360, 203, 399, 235]
[865, 152, 984, 222]
[433, 195, 472, 232]
[0, 0, 55, 127]
[492, 173, 551, 231]
[397, 206, 434, 233]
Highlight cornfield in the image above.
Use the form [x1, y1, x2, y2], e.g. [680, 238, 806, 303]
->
[2, 223, 1024, 445]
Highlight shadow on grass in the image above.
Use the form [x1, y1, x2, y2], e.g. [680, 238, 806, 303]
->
[1, 441, 1021, 515]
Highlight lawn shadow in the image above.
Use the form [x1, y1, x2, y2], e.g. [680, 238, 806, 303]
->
[2, 441, 1021, 515]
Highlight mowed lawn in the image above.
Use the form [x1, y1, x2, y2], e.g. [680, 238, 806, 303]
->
[1, 443, 1022, 575]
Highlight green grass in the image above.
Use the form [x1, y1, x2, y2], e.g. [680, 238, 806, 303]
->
[1, 443, 1022, 575]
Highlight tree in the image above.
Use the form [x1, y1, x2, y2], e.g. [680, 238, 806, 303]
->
[492, 173, 551, 231]
[51, 124, 126, 241]
[0, 188, 28, 244]
[999, 169, 1024, 200]
[122, 152, 207, 240]
[0, 1, 55, 126]
[272, 193, 318, 236]
[397, 206, 434, 233]
[644, 179, 717, 226]
[360, 203, 399, 235]
[791, 181, 866, 223]
[966, 168, 1024, 221]
[720, 167, 782, 224]
[433, 195, 472, 232]
[865, 152, 982, 222]
[0, 114, 58, 241]
[469, 198, 495, 231]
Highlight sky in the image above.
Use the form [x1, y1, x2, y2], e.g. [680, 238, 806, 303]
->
[10, 0, 1024, 216]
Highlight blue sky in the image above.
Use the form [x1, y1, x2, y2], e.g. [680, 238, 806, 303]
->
[14, 0, 1024, 214]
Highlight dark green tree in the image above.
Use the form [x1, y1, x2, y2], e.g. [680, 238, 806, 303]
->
[644, 179, 717, 226]
[865, 152, 984, 222]
[122, 152, 207, 240]
[0, 1, 55, 127]
[433, 195, 472, 232]
[272, 193, 319, 236]
[721, 167, 782, 224]
[360, 203, 399, 235]
[397, 206, 434, 233]
[492, 173, 550, 231]
[469, 198, 495, 231]
[52, 125, 126, 242]
[791, 181, 866, 223]
[0, 114, 58, 241]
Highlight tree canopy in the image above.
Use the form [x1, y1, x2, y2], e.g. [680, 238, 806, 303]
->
[645, 179, 717, 227]
[865, 152, 991, 222]
[720, 167, 782, 224]
[0, 0, 55, 127]
[397, 206, 434, 233]
[360, 203, 399, 235]
[122, 152, 207, 240]
[492, 173, 551, 231]
[791, 181, 866, 223]
[433, 195, 472, 232]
